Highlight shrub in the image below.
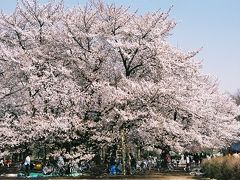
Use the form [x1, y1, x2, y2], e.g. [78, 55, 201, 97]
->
[201, 154, 240, 180]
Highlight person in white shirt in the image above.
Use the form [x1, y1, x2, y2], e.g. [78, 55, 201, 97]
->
[185, 155, 191, 172]
[0, 158, 4, 166]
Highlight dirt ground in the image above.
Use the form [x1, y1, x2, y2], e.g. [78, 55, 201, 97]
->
[1, 172, 203, 180]
[47, 173, 202, 180]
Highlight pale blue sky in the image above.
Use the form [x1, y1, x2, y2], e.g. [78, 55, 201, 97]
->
[1, 0, 240, 94]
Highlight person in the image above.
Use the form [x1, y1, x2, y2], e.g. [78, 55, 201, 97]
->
[130, 154, 136, 174]
[165, 153, 172, 170]
[193, 153, 200, 166]
[116, 159, 122, 174]
[42, 161, 54, 175]
[109, 164, 117, 175]
[109, 156, 116, 175]
[185, 154, 191, 172]
[57, 153, 65, 175]
[24, 155, 31, 176]
[57, 154, 65, 167]
[0, 158, 4, 167]
[5, 158, 11, 167]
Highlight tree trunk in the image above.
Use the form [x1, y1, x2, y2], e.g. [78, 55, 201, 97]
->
[121, 130, 126, 175]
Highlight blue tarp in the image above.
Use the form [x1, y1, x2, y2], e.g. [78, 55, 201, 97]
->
[230, 141, 240, 152]
[17, 172, 82, 178]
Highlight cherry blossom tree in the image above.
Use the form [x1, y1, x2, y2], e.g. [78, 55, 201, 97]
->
[0, 0, 239, 161]
[231, 89, 240, 121]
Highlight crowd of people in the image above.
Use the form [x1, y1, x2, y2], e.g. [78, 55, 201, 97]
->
[0, 151, 209, 177]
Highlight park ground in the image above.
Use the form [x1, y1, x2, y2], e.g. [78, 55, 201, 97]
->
[1, 172, 206, 180]
[48, 173, 203, 180]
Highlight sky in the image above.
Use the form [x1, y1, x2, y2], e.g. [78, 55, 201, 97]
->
[0, 0, 240, 94]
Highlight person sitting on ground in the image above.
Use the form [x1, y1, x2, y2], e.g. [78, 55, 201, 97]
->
[43, 161, 54, 175]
